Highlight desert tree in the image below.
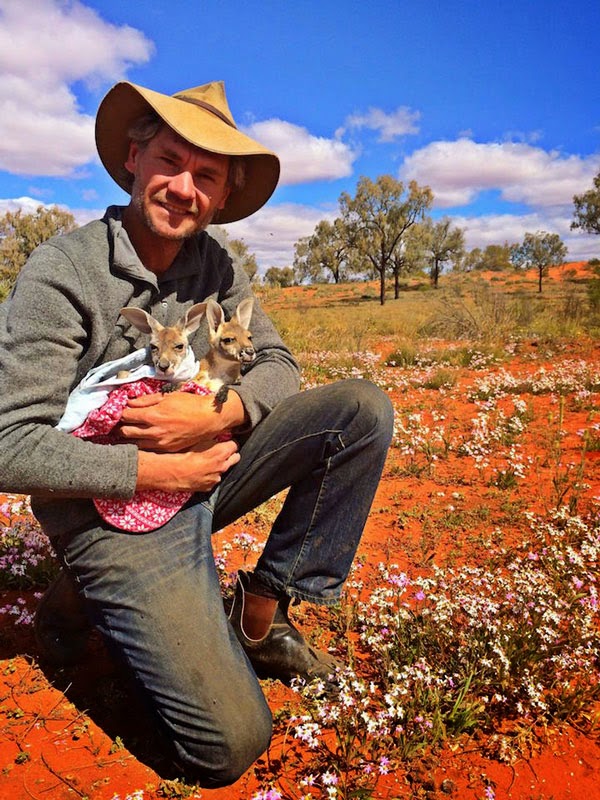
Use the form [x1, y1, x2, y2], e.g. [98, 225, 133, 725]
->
[209, 225, 259, 282]
[462, 242, 516, 272]
[460, 247, 482, 273]
[571, 171, 600, 236]
[422, 217, 465, 288]
[264, 266, 295, 288]
[389, 222, 431, 297]
[293, 218, 357, 284]
[511, 231, 568, 293]
[228, 238, 259, 283]
[339, 175, 433, 305]
[0, 205, 77, 292]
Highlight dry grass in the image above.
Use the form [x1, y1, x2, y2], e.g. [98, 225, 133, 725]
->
[258, 262, 600, 355]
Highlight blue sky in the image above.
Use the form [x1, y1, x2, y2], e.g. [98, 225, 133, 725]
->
[0, 0, 599, 269]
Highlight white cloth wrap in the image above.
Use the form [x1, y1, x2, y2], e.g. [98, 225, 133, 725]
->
[56, 346, 199, 433]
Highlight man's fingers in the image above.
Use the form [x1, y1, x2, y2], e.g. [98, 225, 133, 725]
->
[126, 394, 165, 408]
[224, 450, 241, 470]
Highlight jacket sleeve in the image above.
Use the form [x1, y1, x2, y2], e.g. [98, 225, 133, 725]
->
[0, 245, 139, 500]
[213, 244, 301, 429]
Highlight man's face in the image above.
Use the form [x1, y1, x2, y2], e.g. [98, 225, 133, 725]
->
[125, 126, 231, 241]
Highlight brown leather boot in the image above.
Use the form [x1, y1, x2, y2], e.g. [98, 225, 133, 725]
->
[228, 570, 340, 683]
[34, 569, 92, 665]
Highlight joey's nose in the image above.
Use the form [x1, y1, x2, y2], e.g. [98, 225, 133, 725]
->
[157, 358, 174, 374]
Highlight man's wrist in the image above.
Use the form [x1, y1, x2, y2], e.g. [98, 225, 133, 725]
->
[223, 389, 250, 431]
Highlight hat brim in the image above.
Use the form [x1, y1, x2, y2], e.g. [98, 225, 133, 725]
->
[95, 82, 280, 224]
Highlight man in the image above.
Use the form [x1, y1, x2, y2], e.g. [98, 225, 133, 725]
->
[0, 81, 394, 787]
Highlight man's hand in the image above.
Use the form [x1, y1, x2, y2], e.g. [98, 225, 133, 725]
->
[136, 443, 241, 493]
[119, 390, 248, 452]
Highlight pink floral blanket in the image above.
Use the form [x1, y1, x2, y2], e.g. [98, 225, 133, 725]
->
[73, 378, 223, 533]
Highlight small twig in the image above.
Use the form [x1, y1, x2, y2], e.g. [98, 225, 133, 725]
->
[39, 753, 87, 798]
[21, 687, 74, 740]
[21, 774, 43, 800]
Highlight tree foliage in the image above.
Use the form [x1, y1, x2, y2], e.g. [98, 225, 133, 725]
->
[512, 231, 568, 293]
[293, 218, 358, 284]
[227, 238, 259, 283]
[462, 242, 516, 272]
[209, 225, 259, 282]
[389, 223, 431, 297]
[264, 266, 295, 288]
[422, 217, 465, 288]
[0, 205, 77, 290]
[571, 171, 600, 236]
[339, 175, 433, 304]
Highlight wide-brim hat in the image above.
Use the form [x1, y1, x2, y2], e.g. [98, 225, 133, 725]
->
[95, 81, 280, 223]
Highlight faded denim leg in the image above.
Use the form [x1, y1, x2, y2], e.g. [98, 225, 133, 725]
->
[53, 499, 271, 788]
[215, 379, 394, 604]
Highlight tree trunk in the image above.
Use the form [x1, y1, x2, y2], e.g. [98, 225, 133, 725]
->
[379, 269, 386, 305]
[538, 267, 543, 293]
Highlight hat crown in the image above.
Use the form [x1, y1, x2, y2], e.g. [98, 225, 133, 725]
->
[173, 81, 236, 129]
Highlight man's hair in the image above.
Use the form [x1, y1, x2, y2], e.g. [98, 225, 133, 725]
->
[119, 110, 247, 195]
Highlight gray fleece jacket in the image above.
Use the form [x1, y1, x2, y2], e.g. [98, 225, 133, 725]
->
[0, 206, 300, 532]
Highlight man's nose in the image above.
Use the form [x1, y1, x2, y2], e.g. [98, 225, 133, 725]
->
[168, 170, 195, 198]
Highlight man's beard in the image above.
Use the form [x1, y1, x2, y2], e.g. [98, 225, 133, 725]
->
[131, 186, 214, 240]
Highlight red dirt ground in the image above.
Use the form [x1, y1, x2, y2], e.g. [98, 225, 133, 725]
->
[1, 264, 599, 799]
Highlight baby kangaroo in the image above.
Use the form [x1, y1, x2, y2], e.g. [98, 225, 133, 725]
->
[120, 302, 207, 380]
[120, 297, 255, 403]
[195, 296, 255, 402]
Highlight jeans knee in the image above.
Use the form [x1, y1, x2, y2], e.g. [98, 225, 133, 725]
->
[345, 379, 395, 446]
[177, 695, 272, 788]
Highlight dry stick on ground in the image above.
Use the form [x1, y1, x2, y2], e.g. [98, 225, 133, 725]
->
[39, 752, 89, 798]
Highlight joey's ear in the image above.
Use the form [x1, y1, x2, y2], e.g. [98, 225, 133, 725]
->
[182, 302, 207, 336]
[235, 296, 254, 330]
[205, 298, 224, 334]
[120, 307, 162, 335]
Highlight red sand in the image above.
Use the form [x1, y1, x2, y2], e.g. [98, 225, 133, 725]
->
[1, 265, 599, 799]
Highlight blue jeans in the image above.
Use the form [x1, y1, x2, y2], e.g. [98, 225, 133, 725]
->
[43, 379, 394, 787]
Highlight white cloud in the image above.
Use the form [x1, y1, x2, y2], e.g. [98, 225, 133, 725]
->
[0, 0, 153, 176]
[344, 106, 421, 142]
[401, 138, 600, 209]
[225, 203, 336, 268]
[0, 196, 52, 215]
[242, 119, 358, 185]
[0, 195, 104, 224]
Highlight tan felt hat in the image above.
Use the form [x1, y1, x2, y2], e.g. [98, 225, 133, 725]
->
[95, 80, 280, 223]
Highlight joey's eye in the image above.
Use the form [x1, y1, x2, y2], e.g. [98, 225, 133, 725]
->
[222, 337, 235, 344]
[174, 343, 185, 351]
[150, 345, 158, 353]
[247, 334, 253, 340]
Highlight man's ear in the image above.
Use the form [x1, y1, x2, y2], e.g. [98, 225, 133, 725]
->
[216, 185, 231, 211]
[124, 141, 139, 176]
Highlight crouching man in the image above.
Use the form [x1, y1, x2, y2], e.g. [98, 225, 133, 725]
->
[0, 79, 394, 787]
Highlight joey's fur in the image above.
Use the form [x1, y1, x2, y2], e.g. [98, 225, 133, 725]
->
[195, 297, 255, 397]
[120, 298, 255, 402]
[120, 303, 207, 379]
